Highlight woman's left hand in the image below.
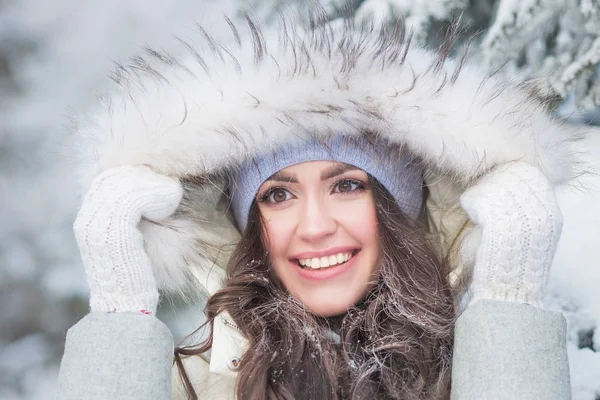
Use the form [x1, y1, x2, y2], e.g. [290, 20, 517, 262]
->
[460, 162, 563, 308]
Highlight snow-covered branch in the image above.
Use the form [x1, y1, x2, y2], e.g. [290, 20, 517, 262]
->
[321, 0, 600, 112]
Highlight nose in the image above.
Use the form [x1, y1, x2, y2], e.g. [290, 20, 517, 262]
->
[296, 193, 337, 243]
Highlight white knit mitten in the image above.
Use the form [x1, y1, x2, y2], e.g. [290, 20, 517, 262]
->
[73, 165, 183, 314]
[460, 162, 563, 308]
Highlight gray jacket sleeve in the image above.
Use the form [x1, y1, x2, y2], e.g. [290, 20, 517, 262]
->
[56, 312, 173, 400]
[451, 300, 571, 400]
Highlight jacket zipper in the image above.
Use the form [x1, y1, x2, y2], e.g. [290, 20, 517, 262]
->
[220, 315, 241, 332]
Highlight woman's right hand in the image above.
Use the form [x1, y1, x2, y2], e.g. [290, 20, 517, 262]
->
[73, 165, 183, 315]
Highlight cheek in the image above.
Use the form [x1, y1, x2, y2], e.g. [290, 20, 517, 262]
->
[338, 198, 381, 282]
[260, 211, 294, 261]
[262, 217, 298, 290]
[337, 198, 379, 243]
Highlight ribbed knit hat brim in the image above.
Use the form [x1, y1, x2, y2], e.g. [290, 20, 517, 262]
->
[231, 136, 423, 230]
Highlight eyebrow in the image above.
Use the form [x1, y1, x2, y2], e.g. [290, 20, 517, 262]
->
[265, 163, 359, 184]
[267, 171, 298, 184]
[320, 163, 360, 180]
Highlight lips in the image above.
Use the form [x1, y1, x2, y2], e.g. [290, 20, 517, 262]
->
[296, 250, 358, 270]
[291, 249, 360, 281]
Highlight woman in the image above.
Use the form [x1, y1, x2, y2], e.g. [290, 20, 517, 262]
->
[57, 14, 578, 399]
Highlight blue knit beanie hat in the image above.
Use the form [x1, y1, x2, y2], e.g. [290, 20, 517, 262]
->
[231, 136, 423, 230]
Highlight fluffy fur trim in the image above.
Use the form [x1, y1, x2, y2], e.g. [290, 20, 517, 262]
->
[73, 14, 588, 296]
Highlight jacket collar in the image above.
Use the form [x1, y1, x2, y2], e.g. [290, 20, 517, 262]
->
[209, 312, 246, 376]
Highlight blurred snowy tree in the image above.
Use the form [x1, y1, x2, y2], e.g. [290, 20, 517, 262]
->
[248, 0, 600, 113]
[479, 0, 600, 113]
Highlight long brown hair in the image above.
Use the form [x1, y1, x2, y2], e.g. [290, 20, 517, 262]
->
[175, 177, 456, 399]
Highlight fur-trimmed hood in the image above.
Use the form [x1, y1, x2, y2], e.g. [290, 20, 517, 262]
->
[74, 15, 587, 299]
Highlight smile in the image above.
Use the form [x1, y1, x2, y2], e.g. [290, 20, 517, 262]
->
[294, 250, 358, 270]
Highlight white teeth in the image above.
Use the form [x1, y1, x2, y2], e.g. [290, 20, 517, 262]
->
[298, 252, 354, 269]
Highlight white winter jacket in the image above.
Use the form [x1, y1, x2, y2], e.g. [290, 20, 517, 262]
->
[58, 15, 586, 399]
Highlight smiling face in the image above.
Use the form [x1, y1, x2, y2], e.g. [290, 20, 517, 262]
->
[256, 161, 380, 317]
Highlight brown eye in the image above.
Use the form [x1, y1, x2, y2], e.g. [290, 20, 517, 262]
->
[268, 188, 291, 203]
[334, 179, 362, 193]
[338, 180, 352, 192]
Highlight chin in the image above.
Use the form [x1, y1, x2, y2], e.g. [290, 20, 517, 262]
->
[304, 298, 358, 317]
[310, 307, 346, 318]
